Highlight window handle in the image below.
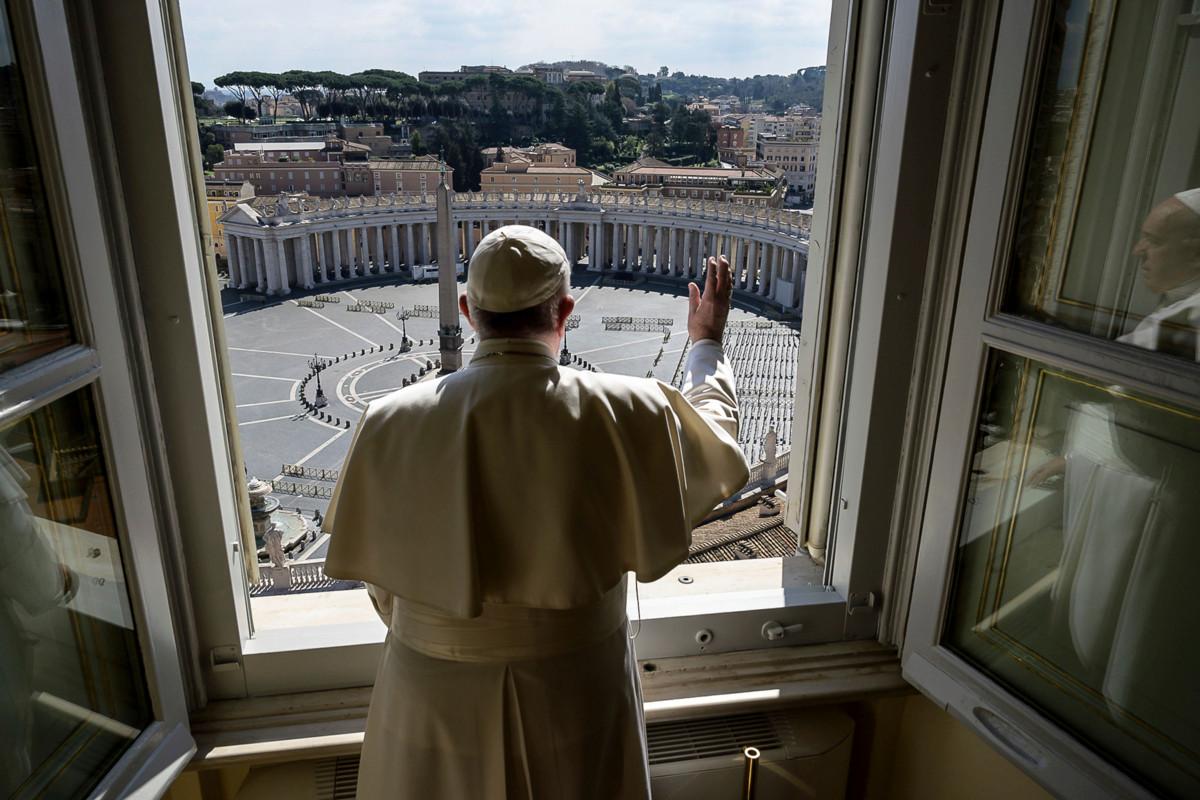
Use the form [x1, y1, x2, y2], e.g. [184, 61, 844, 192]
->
[761, 620, 804, 641]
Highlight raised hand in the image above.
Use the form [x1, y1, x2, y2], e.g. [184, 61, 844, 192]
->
[687, 256, 733, 343]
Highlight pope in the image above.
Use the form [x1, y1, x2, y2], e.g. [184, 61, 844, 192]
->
[325, 225, 750, 799]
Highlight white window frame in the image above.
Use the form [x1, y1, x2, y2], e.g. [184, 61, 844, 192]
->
[902, 2, 1200, 798]
[132, 0, 956, 706]
[0, 0, 195, 793]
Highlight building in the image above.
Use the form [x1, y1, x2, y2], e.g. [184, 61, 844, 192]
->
[755, 134, 820, 197]
[564, 69, 605, 83]
[352, 156, 453, 195]
[611, 159, 786, 206]
[418, 65, 512, 84]
[204, 178, 255, 260]
[338, 122, 410, 158]
[480, 143, 577, 169]
[717, 124, 756, 167]
[212, 139, 447, 198]
[480, 161, 601, 193]
[208, 121, 338, 148]
[212, 140, 350, 196]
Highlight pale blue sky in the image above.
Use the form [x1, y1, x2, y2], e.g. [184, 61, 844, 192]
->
[180, 0, 832, 89]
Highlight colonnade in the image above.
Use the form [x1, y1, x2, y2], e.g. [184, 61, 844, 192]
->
[222, 194, 809, 309]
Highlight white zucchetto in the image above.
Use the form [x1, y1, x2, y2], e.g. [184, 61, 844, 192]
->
[466, 225, 570, 312]
[1175, 187, 1200, 216]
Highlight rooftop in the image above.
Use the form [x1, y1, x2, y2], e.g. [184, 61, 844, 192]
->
[233, 142, 327, 153]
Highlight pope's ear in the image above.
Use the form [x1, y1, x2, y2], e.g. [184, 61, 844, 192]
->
[458, 294, 472, 324]
[558, 294, 576, 320]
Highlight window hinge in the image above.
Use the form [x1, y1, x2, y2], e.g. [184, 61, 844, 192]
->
[847, 591, 880, 616]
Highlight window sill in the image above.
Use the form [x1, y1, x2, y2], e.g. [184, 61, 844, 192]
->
[188, 640, 907, 770]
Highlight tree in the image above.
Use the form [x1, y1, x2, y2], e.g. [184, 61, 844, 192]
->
[214, 72, 253, 114]
[204, 143, 224, 169]
[191, 81, 218, 117]
[264, 73, 289, 119]
[410, 130, 425, 156]
[223, 100, 255, 120]
[562, 100, 592, 159]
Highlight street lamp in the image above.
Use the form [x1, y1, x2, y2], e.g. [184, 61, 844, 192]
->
[396, 309, 412, 351]
[309, 354, 328, 409]
[560, 314, 581, 366]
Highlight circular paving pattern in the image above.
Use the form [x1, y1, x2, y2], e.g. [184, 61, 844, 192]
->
[222, 273, 799, 559]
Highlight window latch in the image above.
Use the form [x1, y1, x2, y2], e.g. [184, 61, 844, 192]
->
[847, 591, 880, 616]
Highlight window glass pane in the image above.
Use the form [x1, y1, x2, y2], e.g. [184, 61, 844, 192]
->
[944, 351, 1200, 797]
[0, 0, 75, 371]
[1005, 0, 1200, 361]
[0, 389, 152, 798]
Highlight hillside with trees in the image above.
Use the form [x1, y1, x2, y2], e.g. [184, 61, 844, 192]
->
[203, 63, 823, 191]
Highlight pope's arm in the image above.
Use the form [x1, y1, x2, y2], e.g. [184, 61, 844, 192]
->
[657, 338, 750, 526]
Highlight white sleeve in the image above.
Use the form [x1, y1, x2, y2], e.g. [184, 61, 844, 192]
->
[679, 339, 740, 441]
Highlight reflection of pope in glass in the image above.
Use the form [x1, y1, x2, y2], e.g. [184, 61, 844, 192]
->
[1030, 188, 1200, 765]
[1122, 187, 1200, 360]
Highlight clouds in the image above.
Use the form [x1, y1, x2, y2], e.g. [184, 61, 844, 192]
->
[179, 0, 832, 87]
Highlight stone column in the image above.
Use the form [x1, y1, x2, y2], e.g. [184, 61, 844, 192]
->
[465, 221, 476, 260]
[563, 223, 574, 268]
[357, 227, 369, 274]
[237, 236, 252, 289]
[590, 222, 604, 270]
[390, 224, 400, 272]
[681, 229, 691, 279]
[420, 222, 431, 265]
[333, 230, 345, 279]
[299, 234, 314, 289]
[252, 239, 265, 292]
[672, 226, 681, 277]
[262, 238, 279, 294]
[742, 240, 755, 290]
[610, 221, 620, 270]
[315, 232, 328, 283]
[225, 234, 241, 286]
[374, 226, 385, 272]
[276, 239, 291, 294]
[758, 245, 772, 296]
[405, 224, 416, 268]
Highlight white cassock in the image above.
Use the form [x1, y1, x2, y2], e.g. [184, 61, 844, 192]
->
[1116, 280, 1200, 362]
[324, 337, 749, 799]
[1049, 299, 1200, 760]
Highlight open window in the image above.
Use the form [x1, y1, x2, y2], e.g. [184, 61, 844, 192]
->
[0, 0, 193, 794]
[905, 1, 1200, 796]
[143, 0, 921, 698]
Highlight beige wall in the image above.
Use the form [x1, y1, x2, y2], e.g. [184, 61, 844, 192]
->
[481, 169, 591, 193]
[847, 694, 1052, 800]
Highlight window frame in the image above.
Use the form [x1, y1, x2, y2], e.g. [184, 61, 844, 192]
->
[902, 1, 1200, 798]
[0, 0, 196, 793]
[144, 0, 940, 700]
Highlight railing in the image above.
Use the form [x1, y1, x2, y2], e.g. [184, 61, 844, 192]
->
[251, 559, 344, 593]
[253, 189, 813, 239]
[745, 448, 791, 490]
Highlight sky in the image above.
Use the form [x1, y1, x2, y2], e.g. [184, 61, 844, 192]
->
[179, 0, 832, 90]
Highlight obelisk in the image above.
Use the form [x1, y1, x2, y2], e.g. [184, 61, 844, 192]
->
[436, 165, 463, 372]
